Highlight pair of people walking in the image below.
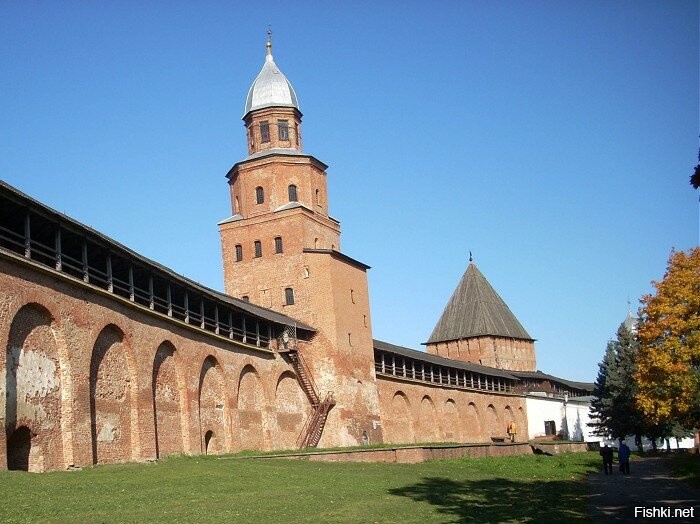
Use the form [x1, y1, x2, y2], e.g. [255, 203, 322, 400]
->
[599, 441, 631, 475]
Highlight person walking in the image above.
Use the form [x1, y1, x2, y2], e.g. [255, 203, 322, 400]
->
[599, 444, 614, 475]
[618, 440, 631, 474]
[507, 420, 517, 443]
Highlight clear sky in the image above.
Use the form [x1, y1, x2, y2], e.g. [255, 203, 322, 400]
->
[1, 1, 697, 382]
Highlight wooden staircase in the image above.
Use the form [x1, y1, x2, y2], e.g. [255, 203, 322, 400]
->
[280, 341, 335, 449]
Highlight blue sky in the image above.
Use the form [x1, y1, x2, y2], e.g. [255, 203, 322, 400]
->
[1, 1, 697, 382]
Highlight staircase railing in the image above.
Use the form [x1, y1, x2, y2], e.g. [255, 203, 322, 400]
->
[287, 348, 320, 407]
[297, 392, 335, 448]
[277, 325, 335, 448]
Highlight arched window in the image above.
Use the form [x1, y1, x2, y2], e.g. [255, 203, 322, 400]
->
[284, 287, 295, 305]
[288, 184, 298, 202]
[255, 186, 264, 205]
[254, 240, 262, 258]
[235, 244, 243, 262]
[274, 236, 283, 254]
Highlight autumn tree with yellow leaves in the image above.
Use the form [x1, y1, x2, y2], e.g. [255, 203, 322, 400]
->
[635, 247, 700, 429]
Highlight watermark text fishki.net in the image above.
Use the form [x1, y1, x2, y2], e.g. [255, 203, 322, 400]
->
[634, 507, 695, 519]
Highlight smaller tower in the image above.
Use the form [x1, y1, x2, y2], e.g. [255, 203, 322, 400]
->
[424, 260, 537, 371]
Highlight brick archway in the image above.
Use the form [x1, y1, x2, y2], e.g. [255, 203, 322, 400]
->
[198, 356, 227, 455]
[237, 364, 265, 451]
[5, 303, 63, 472]
[90, 325, 135, 465]
[152, 342, 184, 458]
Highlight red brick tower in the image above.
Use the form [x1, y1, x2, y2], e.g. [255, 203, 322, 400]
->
[219, 36, 382, 446]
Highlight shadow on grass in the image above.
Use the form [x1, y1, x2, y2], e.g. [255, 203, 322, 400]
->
[389, 476, 588, 523]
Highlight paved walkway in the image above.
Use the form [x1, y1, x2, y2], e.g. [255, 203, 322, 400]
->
[587, 455, 700, 522]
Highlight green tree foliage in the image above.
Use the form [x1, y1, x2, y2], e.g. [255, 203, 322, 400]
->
[691, 146, 700, 189]
[590, 323, 645, 442]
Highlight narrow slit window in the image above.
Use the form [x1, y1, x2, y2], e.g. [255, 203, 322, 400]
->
[254, 240, 262, 258]
[288, 184, 298, 202]
[274, 236, 283, 254]
[235, 244, 243, 262]
[278, 120, 289, 140]
[284, 287, 295, 305]
[255, 186, 264, 204]
[260, 121, 270, 142]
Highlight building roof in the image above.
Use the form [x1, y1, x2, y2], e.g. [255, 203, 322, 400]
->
[0, 180, 315, 334]
[426, 262, 533, 344]
[244, 40, 299, 117]
[373, 339, 519, 380]
[509, 370, 594, 392]
[302, 248, 371, 271]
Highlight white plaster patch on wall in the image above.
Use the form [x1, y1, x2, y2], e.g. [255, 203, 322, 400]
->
[14, 346, 59, 399]
[97, 416, 119, 442]
[159, 384, 175, 402]
[16, 401, 49, 426]
[336, 424, 356, 447]
[318, 357, 335, 389]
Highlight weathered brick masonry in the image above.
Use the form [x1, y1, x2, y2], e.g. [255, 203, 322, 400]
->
[2, 39, 591, 471]
[0, 253, 314, 471]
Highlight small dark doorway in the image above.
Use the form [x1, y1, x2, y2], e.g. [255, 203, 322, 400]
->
[7, 426, 32, 471]
[204, 430, 214, 454]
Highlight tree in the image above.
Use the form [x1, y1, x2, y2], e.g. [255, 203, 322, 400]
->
[635, 248, 700, 429]
[691, 146, 700, 189]
[590, 323, 645, 443]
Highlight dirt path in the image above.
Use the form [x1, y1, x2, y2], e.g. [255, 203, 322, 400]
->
[587, 455, 700, 522]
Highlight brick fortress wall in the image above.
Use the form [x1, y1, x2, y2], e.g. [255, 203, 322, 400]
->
[0, 255, 311, 471]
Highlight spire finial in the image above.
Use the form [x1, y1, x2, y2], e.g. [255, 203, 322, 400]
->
[266, 28, 272, 55]
[469, 251, 473, 263]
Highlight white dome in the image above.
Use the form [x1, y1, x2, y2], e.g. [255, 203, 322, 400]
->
[244, 42, 299, 117]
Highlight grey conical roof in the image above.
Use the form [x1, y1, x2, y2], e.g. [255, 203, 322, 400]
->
[426, 263, 533, 343]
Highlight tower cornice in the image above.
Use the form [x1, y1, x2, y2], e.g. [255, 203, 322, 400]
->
[226, 151, 329, 180]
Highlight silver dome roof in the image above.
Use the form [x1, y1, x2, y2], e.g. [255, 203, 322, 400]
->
[244, 41, 299, 117]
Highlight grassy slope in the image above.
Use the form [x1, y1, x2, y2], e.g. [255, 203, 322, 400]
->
[0, 452, 600, 523]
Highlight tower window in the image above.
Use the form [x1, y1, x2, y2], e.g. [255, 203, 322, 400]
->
[254, 240, 262, 258]
[284, 287, 295, 305]
[288, 184, 298, 202]
[278, 120, 289, 141]
[255, 186, 264, 204]
[274, 236, 283, 254]
[260, 121, 270, 143]
[235, 244, 243, 262]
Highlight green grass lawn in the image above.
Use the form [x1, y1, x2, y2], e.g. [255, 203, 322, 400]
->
[0, 452, 600, 523]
